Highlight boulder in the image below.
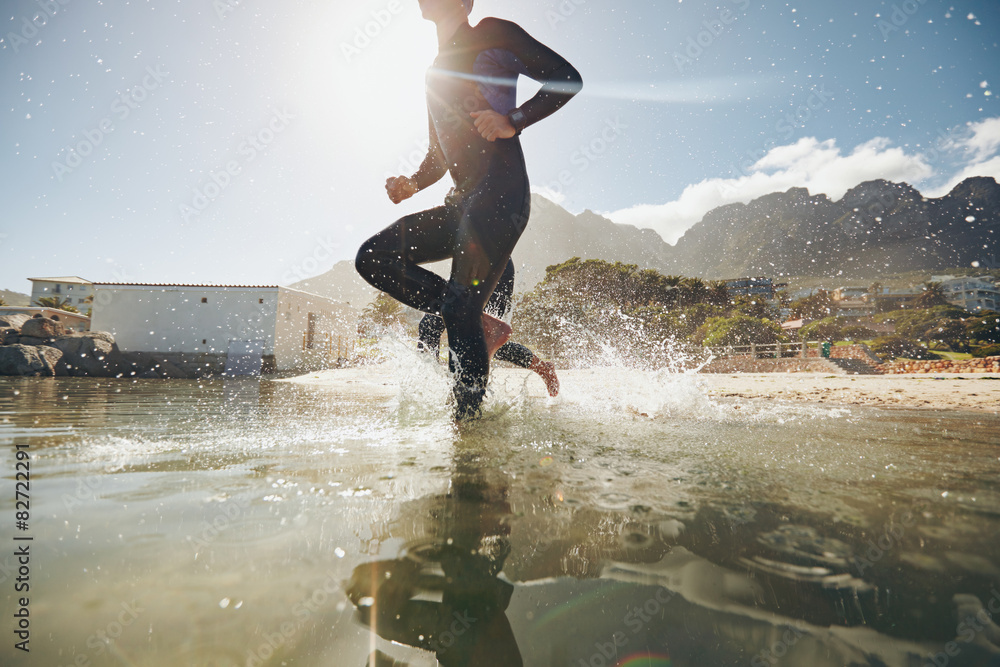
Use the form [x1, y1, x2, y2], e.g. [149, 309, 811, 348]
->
[0, 313, 30, 330]
[20, 317, 66, 339]
[49, 332, 126, 377]
[1, 328, 18, 345]
[0, 344, 63, 376]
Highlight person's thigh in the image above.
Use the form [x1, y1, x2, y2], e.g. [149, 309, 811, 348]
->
[364, 203, 461, 266]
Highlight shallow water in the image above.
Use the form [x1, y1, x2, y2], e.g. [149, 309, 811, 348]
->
[1, 363, 999, 667]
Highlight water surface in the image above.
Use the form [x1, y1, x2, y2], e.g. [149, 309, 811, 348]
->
[1, 367, 999, 667]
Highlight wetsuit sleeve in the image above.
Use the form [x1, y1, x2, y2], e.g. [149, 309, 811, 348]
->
[410, 111, 448, 191]
[497, 20, 583, 132]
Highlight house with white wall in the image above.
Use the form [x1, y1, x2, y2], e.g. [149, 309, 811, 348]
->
[29, 276, 94, 310]
[89, 283, 356, 374]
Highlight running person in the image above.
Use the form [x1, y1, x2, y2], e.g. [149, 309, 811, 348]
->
[355, 0, 581, 418]
[417, 258, 560, 397]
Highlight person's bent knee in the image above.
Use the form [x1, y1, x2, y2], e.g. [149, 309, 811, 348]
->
[354, 240, 379, 282]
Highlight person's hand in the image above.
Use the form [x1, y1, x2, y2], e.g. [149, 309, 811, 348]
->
[471, 110, 516, 142]
[385, 175, 419, 204]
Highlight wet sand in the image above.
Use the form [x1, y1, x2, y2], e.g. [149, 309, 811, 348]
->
[694, 372, 1000, 413]
[283, 367, 1000, 414]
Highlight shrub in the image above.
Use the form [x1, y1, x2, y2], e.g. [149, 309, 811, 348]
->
[799, 318, 841, 341]
[702, 315, 786, 347]
[870, 336, 940, 361]
[839, 325, 876, 341]
[971, 345, 1000, 358]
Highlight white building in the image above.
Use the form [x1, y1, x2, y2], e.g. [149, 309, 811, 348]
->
[931, 275, 1000, 312]
[28, 276, 94, 310]
[89, 283, 356, 373]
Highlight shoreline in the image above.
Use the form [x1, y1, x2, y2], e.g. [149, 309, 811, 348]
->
[280, 367, 1000, 414]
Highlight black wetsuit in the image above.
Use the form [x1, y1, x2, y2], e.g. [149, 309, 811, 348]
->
[417, 258, 535, 370]
[356, 18, 581, 417]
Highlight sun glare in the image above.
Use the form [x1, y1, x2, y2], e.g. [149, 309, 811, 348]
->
[292, 4, 435, 173]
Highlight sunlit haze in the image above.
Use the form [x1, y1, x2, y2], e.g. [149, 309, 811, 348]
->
[2, 0, 998, 292]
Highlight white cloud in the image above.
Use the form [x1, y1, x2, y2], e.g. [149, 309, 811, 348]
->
[958, 116, 1000, 162]
[605, 136, 933, 244]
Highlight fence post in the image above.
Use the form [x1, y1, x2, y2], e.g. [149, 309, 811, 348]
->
[750, 342, 757, 358]
[800, 341, 807, 358]
[776, 341, 781, 359]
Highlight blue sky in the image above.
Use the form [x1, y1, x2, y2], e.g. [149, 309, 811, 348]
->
[2, 0, 998, 294]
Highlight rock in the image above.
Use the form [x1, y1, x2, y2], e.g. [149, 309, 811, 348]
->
[0, 344, 63, 376]
[49, 333, 125, 377]
[20, 317, 66, 339]
[1, 328, 18, 345]
[0, 313, 30, 330]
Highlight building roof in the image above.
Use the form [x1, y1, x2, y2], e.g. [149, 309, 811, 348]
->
[28, 276, 92, 284]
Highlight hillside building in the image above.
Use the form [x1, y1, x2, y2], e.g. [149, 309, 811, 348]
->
[931, 275, 1000, 312]
[724, 277, 786, 300]
[28, 276, 94, 310]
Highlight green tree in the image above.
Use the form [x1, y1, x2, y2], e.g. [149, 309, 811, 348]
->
[358, 294, 405, 337]
[967, 312, 1000, 345]
[924, 318, 970, 352]
[729, 294, 777, 320]
[879, 305, 967, 339]
[701, 315, 786, 347]
[870, 336, 939, 361]
[789, 290, 834, 319]
[913, 281, 949, 309]
[799, 318, 842, 341]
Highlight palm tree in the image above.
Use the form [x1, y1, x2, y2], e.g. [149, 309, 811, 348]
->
[35, 296, 80, 313]
[914, 282, 949, 309]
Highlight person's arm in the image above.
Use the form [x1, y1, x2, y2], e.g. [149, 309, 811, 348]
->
[503, 21, 583, 134]
[471, 19, 582, 141]
[386, 112, 448, 203]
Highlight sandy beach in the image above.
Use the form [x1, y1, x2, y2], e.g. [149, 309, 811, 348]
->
[282, 366, 1000, 414]
[694, 371, 1000, 414]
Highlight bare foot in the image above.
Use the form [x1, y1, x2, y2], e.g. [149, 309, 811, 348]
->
[482, 313, 512, 357]
[530, 357, 560, 396]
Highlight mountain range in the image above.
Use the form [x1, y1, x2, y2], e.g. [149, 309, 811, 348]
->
[293, 176, 999, 306]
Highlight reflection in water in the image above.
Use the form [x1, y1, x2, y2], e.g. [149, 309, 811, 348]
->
[2, 375, 1000, 666]
[347, 451, 523, 666]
